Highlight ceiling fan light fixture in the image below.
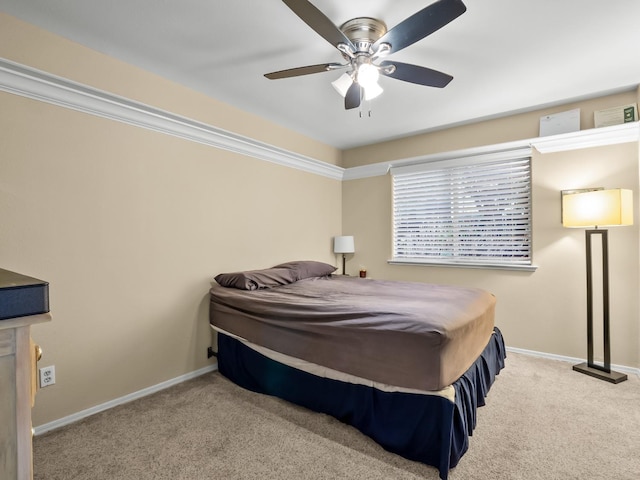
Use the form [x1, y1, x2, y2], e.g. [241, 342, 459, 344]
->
[331, 72, 353, 97]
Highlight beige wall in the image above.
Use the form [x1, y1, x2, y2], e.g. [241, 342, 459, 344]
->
[0, 14, 342, 426]
[342, 116, 640, 369]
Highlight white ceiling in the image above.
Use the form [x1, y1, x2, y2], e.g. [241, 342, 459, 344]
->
[1, 0, 639, 149]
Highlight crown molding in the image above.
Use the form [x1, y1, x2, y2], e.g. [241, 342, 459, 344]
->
[0, 58, 344, 180]
[343, 141, 532, 181]
[342, 162, 392, 180]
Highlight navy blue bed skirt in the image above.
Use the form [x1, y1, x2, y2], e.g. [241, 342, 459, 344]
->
[217, 327, 506, 480]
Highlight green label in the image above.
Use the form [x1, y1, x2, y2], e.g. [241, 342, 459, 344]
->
[623, 106, 635, 123]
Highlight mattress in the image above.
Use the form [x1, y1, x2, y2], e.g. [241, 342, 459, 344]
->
[209, 275, 496, 391]
[211, 324, 456, 401]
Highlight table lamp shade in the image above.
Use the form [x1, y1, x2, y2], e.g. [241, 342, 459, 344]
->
[334, 236, 355, 254]
[562, 189, 633, 228]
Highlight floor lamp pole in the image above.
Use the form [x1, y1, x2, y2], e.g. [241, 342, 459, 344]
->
[572, 229, 627, 383]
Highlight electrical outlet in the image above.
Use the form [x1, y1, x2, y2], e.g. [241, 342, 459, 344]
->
[39, 365, 56, 387]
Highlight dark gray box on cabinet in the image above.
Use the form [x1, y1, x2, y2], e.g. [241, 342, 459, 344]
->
[0, 268, 49, 320]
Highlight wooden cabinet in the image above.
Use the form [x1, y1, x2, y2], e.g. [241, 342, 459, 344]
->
[0, 313, 50, 480]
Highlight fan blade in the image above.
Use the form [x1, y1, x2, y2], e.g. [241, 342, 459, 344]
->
[282, 0, 355, 51]
[380, 61, 453, 88]
[345, 82, 361, 110]
[373, 0, 466, 55]
[265, 63, 344, 79]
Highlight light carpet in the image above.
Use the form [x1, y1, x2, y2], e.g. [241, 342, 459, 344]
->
[33, 352, 640, 479]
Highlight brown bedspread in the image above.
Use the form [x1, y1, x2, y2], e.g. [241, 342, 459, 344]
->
[209, 276, 496, 391]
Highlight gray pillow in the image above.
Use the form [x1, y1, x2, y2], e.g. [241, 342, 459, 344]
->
[214, 268, 297, 290]
[215, 261, 336, 291]
[271, 260, 336, 280]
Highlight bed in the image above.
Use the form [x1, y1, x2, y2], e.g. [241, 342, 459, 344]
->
[209, 261, 506, 479]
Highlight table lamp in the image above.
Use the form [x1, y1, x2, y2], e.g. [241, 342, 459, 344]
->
[333, 236, 355, 275]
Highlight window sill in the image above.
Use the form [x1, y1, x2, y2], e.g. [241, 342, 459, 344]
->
[388, 259, 538, 272]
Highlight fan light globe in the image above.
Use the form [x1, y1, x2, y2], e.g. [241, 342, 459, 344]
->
[364, 82, 383, 100]
[357, 63, 383, 101]
[357, 63, 380, 89]
[331, 73, 353, 97]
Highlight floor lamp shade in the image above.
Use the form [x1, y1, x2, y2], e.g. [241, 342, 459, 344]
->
[561, 188, 633, 383]
[562, 188, 633, 228]
[333, 236, 355, 275]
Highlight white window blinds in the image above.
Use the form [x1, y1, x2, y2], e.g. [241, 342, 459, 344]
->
[392, 156, 532, 267]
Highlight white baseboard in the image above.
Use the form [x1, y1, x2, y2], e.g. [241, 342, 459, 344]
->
[506, 346, 640, 377]
[33, 363, 218, 436]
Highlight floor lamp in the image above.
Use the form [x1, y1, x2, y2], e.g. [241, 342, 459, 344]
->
[562, 188, 633, 384]
[333, 236, 355, 275]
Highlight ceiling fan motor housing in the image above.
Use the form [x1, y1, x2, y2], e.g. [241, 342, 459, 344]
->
[340, 17, 387, 54]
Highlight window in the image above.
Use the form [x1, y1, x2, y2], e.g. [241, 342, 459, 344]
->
[391, 154, 532, 269]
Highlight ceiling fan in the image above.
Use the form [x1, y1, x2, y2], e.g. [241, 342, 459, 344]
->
[264, 0, 467, 110]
